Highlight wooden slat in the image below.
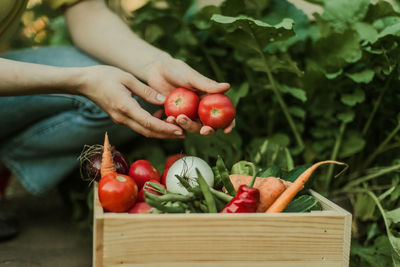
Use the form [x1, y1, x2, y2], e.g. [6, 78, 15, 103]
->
[102, 215, 345, 266]
[93, 184, 351, 267]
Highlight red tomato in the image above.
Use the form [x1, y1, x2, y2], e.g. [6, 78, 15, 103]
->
[198, 94, 235, 129]
[98, 173, 138, 213]
[137, 179, 165, 202]
[161, 168, 169, 185]
[128, 202, 152, 214]
[129, 160, 160, 189]
[164, 154, 186, 170]
[164, 88, 199, 120]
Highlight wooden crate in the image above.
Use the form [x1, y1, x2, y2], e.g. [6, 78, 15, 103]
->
[93, 184, 351, 267]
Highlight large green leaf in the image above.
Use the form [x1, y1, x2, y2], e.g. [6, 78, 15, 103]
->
[211, 14, 294, 53]
[320, 0, 370, 33]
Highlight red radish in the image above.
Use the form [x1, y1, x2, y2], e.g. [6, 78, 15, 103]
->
[137, 180, 165, 202]
[164, 88, 199, 120]
[78, 145, 129, 182]
[98, 133, 138, 213]
[198, 94, 235, 129]
[164, 154, 186, 170]
[129, 202, 152, 214]
[129, 160, 160, 189]
[161, 168, 169, 185]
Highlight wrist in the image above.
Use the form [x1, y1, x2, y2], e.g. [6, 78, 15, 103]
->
[70, 67, 90, 96]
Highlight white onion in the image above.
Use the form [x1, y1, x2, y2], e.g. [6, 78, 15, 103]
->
[166, 156, 214, 195]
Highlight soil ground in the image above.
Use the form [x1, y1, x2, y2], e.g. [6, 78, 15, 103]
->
[0, 177, 92, 267]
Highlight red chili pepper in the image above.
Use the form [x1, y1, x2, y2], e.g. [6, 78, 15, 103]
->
[220, 163, 259, 213]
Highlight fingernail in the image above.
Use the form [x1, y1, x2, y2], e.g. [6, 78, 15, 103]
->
[157, 94, 166, 102]
[175, 131, 183, 135]
[218, 82, 230, 87]
[179, 118, 187, 125]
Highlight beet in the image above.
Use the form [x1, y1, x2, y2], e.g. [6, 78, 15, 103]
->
[78, 145, 129, 182]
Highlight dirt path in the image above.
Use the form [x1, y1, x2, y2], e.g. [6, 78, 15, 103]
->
[0, 189, 91, 267]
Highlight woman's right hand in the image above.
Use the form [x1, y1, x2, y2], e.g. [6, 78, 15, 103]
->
[77, 65, 184, 139]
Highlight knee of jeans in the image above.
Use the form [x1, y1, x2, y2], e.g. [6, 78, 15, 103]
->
[73, 96, 110, 123]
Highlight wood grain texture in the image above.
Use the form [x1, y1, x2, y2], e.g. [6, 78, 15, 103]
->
[93, 184, 351, 267]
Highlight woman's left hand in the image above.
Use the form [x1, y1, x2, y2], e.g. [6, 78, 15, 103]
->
[144, 57, 235, 136]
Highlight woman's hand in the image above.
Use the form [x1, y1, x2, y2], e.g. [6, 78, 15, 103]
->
[144, 57, 236, 136]
[77, 65, 184, 139]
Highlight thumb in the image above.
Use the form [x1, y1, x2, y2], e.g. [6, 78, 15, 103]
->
[188, 69, 230, 94]
[124, 75, 166, 105]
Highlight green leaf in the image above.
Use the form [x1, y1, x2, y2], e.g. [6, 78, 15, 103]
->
[248, 138, 294, 171]
[378, 22, 400, 39]
[387, 207, 400, 224]
[184, 131, 242, 168]
[260, 165, 281, 178]
[225, 82, 249, 106]
[320, 0, 370, 33]
[289, 106, 306, 120]
[193, 5, 221, 30]
[337, 110, 355, 123]
[269, 133, 290, 147]
[341, 88, 366, 106]
[280, 85, 307, 102]
[339, 131, 366, 158]
[261, 0, 311, 52]
[346, 69, 375, 83]
[351, 236, 394, 267]
[353, 22, 378, 44]
[220, 0, 245, 16]
[211, 14, 294, 53]
[283, 195, 322, 212]
[283, 165, 310, 183]
[354, 193, 377, 221]
[312, 30, 362, 72]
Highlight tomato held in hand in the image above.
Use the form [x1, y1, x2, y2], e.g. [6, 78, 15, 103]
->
[129, 160, 160, 189]
[129, 202, 152, 214]
[137, 179, 165, 202]
[198, 94, 235, 129]
[164, 154, 186, 170]
[164, 88, 199, 120]
[98, 173, 138, 213]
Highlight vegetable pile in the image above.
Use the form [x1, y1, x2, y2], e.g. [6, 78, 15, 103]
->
[87, 133, 345, 214]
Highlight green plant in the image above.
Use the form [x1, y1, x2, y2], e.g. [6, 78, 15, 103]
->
[129, 0, 400, 265]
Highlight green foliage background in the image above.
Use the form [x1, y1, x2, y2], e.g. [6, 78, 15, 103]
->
[8, 0, 400, 266]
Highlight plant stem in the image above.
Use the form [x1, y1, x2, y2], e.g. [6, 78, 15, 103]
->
[362, 77, 391, 136]
[378, 142, 400, 155]
[363, 123, 400, 169]
[341, 163, 400, 191]
[199, 44, 225, 82]
[323, 122, 346, 194]
[249, 28, 304, 149]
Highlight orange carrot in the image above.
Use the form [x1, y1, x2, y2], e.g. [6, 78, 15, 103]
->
[100, 132, 116, 178]
[230, 174, 291, 212]
[266, 160, 346, 213]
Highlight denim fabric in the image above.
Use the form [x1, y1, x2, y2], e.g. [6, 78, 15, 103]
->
[0, 46, 155, 195]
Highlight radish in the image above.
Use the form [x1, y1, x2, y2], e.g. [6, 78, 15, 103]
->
[166, 156, 214, 195]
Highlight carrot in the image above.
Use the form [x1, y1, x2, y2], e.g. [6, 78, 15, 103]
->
[229, 174, 291, 212]
[100, 132, 116, 178]
[266, 160, 346, 213]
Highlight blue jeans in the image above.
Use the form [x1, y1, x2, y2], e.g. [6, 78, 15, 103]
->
[0, 46, 153, 195]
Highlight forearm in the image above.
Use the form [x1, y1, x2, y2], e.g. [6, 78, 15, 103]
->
[0, 58, 82, 96]
[65, 0, 170, 82]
